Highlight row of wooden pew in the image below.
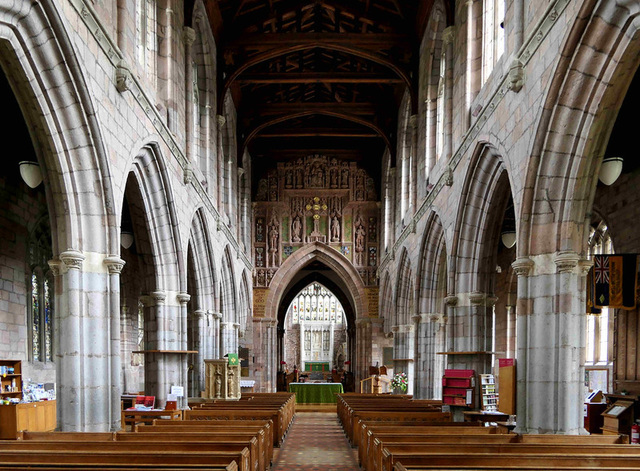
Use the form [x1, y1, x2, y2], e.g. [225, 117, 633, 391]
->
[0, 392, 295, 471]
[337, 393, 640, 471]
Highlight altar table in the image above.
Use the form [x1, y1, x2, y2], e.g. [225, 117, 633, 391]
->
[288, 382, 344, 404]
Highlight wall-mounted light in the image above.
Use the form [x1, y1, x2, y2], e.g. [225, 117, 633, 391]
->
[599, 157, 623, 186]
[120, 230, 134, 249]
[19, 161, 42, 188]
[501, 230, 516, 249]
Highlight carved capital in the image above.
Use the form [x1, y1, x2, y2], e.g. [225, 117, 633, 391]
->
[193, 309, 206, 320]
[151, 290, 167, 304]
[60, 250, 85, 270]
[47, 258, 63, 276]
[444, 295, 458, 307]
[579, 258, 594, 276]
[177, 292, 191, 305]
[139, 295, 154, 307]
[183, 26, 196, 47]
[512, 257, 534, 277]
[508, 59, 525, 93]
[115, 64, 132, 93]
[216, 114, 226, 129]
[486, 295, 498, 307]
[210, 311, 223, 320]
[104, 256, 126, 274]
[469, 292, 486, 305]
[554, 251, 580, 274]
[442, 26, 456, 45]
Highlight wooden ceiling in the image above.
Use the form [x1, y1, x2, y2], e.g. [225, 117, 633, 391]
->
[193, 0, 451, 189]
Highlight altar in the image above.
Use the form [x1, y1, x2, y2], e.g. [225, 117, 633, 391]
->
[288, 382, 344, 404]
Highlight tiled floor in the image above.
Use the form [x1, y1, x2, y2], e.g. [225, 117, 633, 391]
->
[272, 412, 360, 471]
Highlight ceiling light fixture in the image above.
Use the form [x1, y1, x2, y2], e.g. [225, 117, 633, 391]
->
[599, 157, 623, 186]
[501, 230, 516, 249]
[120, 230, 134, 249]
[19, 161, 43, 188]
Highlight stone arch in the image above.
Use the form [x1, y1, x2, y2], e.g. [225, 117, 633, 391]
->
[379, 271, 394, 336]
[452, 142, 511, 295]
[264, 242, 368, 321]
[521, 0, 640, 256]
[220, 245, 237, 324]
[395, 247, 415, 327]
[417, 211, 448, 314]
[187, 207, 217, 312]
[238, 270, 251, 334]
[127, 142, 183, 292]
[0, 2, 116, 255]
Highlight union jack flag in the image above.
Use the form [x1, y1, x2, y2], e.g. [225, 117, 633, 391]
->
[594, 256, 609, 284]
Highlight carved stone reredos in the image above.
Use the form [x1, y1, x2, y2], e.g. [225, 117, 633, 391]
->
[253, 155, 380, 288]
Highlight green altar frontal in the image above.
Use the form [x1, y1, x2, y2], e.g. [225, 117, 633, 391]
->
[304, 362, 330, 372]
[288, 382, 344, 404]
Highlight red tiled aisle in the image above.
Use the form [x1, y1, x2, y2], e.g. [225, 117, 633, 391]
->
[271, 412, 360, 471]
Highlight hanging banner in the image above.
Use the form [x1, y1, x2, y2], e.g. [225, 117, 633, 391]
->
[365, 287, 379, 317]
[593, 254, 638, 310]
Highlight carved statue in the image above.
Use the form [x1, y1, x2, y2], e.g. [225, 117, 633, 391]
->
[228, 367, 236, 397]
[292, 215, 302, 242]
[214, 366, 222, 398]
[269, 217, 279, 266]
[331, 215, 340, 241]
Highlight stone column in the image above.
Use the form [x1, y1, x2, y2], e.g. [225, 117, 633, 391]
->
[356, 318, 373, 386]
[442, 26, 455, 160]
[177, 292, 190, 408]
[329, 323, 335, 369]
[51, 251, 82, 430]
[192, 309, 206, 396]
[513, 253, 591, 434]
[104, 256, 126, 431]
[211, 311, 222, 358]
[299, 322, 305, 369]
[464, 0, 481, 129]
[183, 26, 196, 173]
[216, 115, 226, 217]
[409, 114, 418, 214]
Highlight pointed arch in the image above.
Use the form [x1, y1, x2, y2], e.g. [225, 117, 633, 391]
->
[417, 211, 448, 314]
[451, 142, 511, 295]
[220, 244, 237, 323]
[379, 271, 394, 336]
[128, 142, 183, 292]
[188, 207, 217, 311]
[264, 242, 368, 322]
[395, 247, 415, 327]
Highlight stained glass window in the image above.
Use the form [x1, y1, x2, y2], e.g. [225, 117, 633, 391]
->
[31, 274, 40, 362]
[44, 277, 52, 362]
[287, 282, 346, 325]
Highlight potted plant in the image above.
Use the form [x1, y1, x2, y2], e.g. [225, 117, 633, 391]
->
[391, 372, 408, 394]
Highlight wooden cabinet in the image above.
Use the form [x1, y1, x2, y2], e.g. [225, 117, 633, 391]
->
[0, 359, 22, 401]
[498, 358, 516, 415]
[584, 402, 607, 434]
[0, 400, 57, 439]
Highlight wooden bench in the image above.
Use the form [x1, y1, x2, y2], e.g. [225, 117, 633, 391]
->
[184, 409, 285, 446]
[0, 449, 246, 470]
[378, 442, 640, 471]
[120, 408, 183, 430]
[349, 411, 451, 448]
[0, 441, 257, 471]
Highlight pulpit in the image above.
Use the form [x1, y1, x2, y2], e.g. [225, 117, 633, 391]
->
[203, 359, 241, 400]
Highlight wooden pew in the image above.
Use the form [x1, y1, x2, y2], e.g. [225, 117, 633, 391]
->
[378, 442, 640, 471]
[184, 409, 285, 446]
[0, 441, 257, 471]
[0, 449, 247, 470]
[349, 411, 451, 448]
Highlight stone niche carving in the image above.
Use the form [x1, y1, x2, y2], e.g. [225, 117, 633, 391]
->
[253, 154, 380, 287]
[204, 359, 241, 400]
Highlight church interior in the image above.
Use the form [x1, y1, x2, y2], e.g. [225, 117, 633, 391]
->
[2, 0, 640, 467]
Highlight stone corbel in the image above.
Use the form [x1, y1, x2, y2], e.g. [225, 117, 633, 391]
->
[444, 295, 458, 307]
[183, 26, 196, 47]
[115, 63, 132, 93]
[469, 292, 486, 305]
[578, 258, 594, 276]
[444, 166, 453, 186]
[508, 59, 525, 93]
[47, 258, 64, 277]
[183, 164, 194, 185]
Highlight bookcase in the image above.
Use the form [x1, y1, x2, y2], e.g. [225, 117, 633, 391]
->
[0, 359, 22, 400]
[480, 374, 498, 412]
[442, 369, 475, 406]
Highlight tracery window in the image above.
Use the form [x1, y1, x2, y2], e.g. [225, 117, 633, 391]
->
[28, 219, 53, 363]
[288, 283, 344, 324]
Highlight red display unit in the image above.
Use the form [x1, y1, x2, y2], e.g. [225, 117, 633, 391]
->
[443, 369, 475, 406]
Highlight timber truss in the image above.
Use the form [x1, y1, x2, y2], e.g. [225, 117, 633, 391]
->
[189, 0, 453, 186]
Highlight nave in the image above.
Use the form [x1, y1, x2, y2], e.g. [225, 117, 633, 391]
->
[272, 412, 359, 471]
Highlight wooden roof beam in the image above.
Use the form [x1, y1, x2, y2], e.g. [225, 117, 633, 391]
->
[235, 72, 403, 84]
